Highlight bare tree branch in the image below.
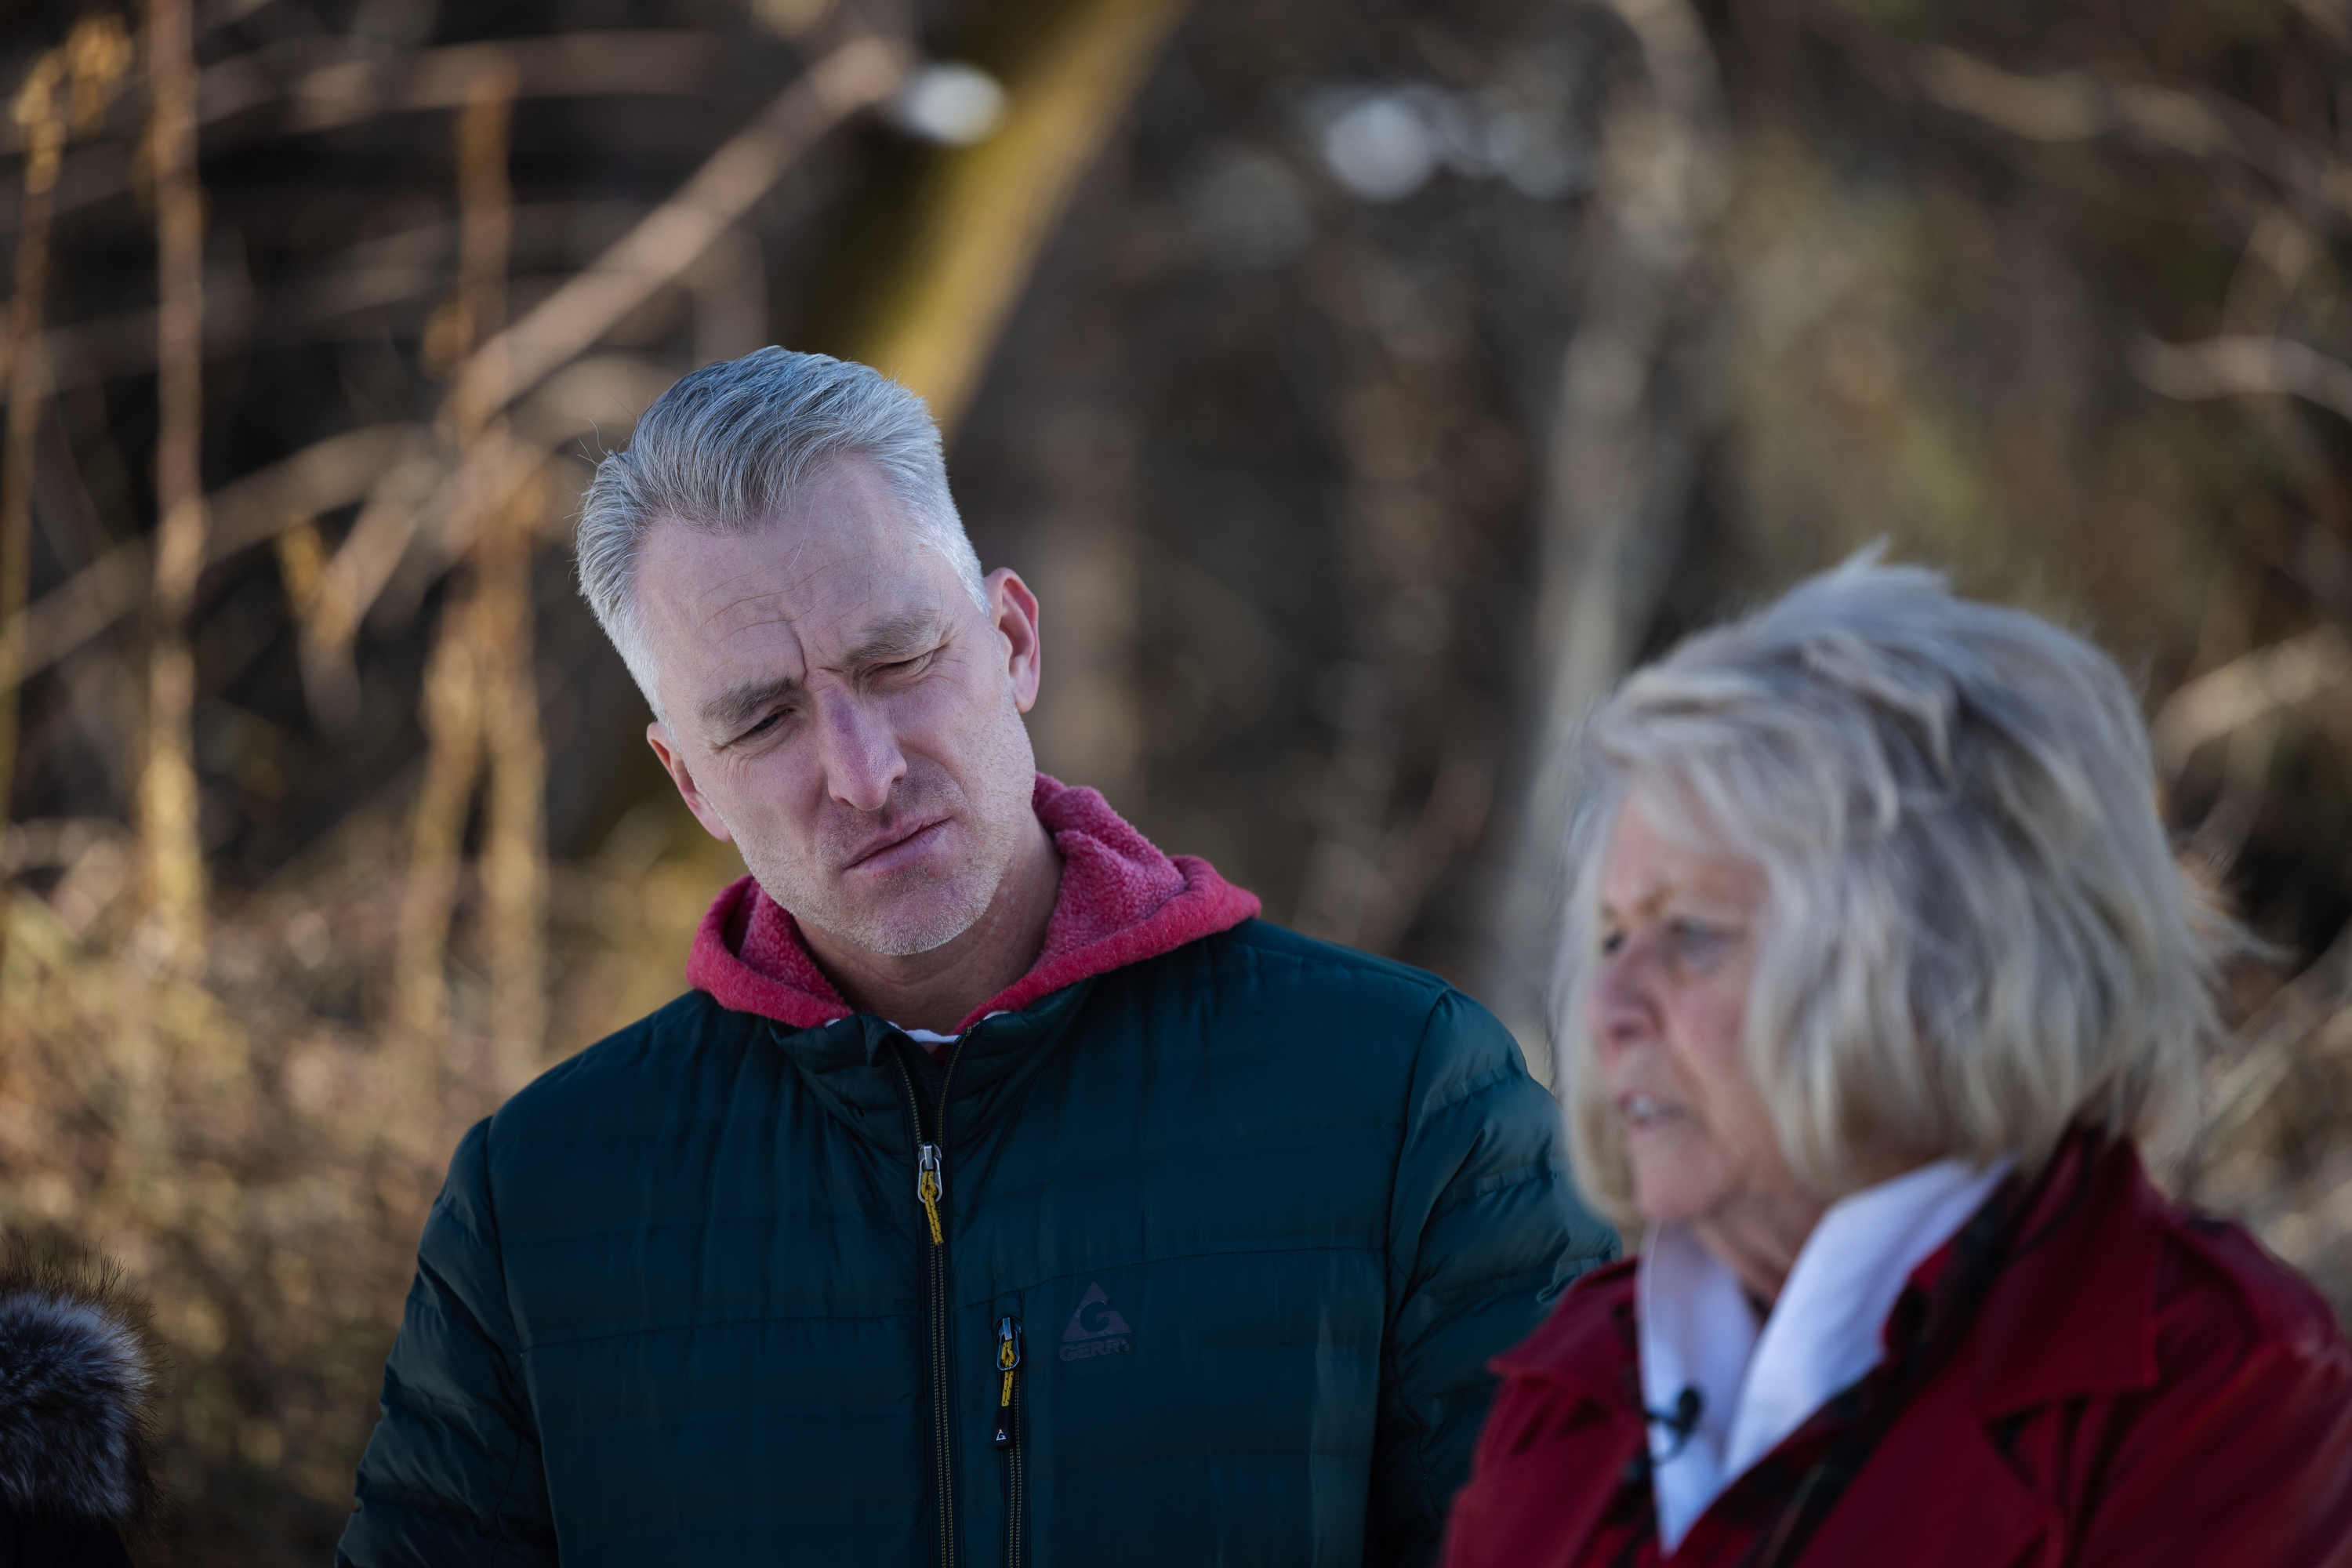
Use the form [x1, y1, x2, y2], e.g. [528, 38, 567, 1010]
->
[851, 0, 1191, 432]
[0, 32, 732, 155]
[2, 330, 691, 687]
[1917, 48, 2352, 228]
[0, 31, 786, 242]
[280, 33, 730, 135]
[445, 34, 909, 431]
[2284, 0, 2352, 49]
[2151, 625, 2352, 775]
[2202, 920, 2352, 1152]
[138, 0, 210, 967]
[2133, 332, 2352, 424]
[2, 423, 417, 682]
[22, 199, 760, 390]
[0, 45, 69, 979]
[1485, 0, 1732, 1069]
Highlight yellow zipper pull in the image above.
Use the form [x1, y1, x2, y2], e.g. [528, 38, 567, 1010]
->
[993, 1315, 1023, 1449]
[917, 1142, 945, 1245]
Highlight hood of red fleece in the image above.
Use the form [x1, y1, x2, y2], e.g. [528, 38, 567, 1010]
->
[687, 774, 1261, 1033]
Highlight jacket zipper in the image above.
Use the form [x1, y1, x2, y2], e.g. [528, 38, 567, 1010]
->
[993, 1314, 1025, 1568]
[895, 1028, 976, 1568]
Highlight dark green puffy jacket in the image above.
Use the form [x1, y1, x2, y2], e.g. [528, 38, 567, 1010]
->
[338, 916, 1613, 1567]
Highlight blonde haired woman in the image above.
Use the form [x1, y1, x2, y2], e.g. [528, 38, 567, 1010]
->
[1443, 559, 2352, 1566]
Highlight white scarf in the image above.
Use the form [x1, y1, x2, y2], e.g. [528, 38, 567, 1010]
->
[1638, 1156, 2013, 1550]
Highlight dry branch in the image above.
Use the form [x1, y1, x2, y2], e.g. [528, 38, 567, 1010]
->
[4, 27, 897, 749]
[280, 32, 728, 135]
[390, 68, 550, 1080]
[445, 34, 909, 433]
[24, 199, 760, 392]
[290, 440, 441, 731]
[0, 48, 67, 978]
[477, 466, 550, 1083]
[138, 0, 209, 970]
[0, 30, 811, 250]
[458, 70, 550, 1082]
[2203, 920, 2352, 1151]
[1486, 0, 1730, 1058]
[852, 0, 1191, 432]
[1, 424, 416, 684]
[0, 32, 727, 156]
[0, 353, 671, 699]
[2151, 625, 2352, 775]
[2283, 0, 2352, 47]
[2133, 333, 2352, 424]
[0, 20, 129, 940]
[1917, 48, 2352, 229]
[396, 69, 517, 1053]
[267, 353, 674, 682]
[392, 583, 482, 1051]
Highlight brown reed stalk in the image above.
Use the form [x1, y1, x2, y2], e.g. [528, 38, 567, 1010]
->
[392, 583, 484, 1045]
[450, 65, 516, 448]
[138, 0, 209, 973]
[0, 50, 67, 978]
[2, 18, 130, 976]
[64, 19, 135, 140]
[459, 68, 549, 1083]
[477, 469, 547, 1086]
[394, 64, 538, 1069]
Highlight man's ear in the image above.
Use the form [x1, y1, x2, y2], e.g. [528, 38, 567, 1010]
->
[647, 722, 735, 844]
[986, 568, 1043, 714]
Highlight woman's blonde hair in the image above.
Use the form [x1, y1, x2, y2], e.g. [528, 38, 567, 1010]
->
[1556, 555, 2223, 1230]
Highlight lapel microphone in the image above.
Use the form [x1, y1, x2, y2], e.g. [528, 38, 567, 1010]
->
[1623, 1385, 1706, 1490]
[1646, 1385, 1705, 1461]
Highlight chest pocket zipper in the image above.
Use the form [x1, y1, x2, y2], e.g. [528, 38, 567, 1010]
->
[994, 1315, 1025, 1568]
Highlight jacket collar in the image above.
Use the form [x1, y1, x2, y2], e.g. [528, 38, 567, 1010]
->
[687, 773, 1261, 1033]
[769, 978, 1103, 1155]
[1966, 1131, 2165, 1417]
[1784, 1139, 2151, 1563]
[1490, 1132, 2165, 1428]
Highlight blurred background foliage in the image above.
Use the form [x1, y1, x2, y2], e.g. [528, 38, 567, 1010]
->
[2, 0, 2350, 1558]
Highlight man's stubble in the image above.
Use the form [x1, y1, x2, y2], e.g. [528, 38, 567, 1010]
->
[731, 683, 1041, 959]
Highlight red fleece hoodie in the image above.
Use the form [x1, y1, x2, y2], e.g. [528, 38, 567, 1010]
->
[688, 774, 1261, 1037]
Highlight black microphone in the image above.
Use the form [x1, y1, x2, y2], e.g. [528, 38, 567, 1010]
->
[1644, 1385, 1704, 1461]
[1622, 1385, 1705, 1490]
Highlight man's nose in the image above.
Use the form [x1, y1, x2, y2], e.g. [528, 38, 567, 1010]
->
[812, 689, 906, 813]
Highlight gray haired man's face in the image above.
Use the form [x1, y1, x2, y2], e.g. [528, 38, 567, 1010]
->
[638, 456, 1043, 958]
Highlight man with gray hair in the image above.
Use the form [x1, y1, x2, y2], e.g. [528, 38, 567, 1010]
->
[337, 347, 1611, 1568]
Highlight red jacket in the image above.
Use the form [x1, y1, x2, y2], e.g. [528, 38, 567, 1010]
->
[1443, 1134, 2352, 1567]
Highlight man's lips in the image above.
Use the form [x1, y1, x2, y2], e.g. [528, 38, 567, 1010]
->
[840, 816, 951, 875]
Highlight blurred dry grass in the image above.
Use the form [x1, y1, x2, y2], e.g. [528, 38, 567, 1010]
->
[0, 809, 724, 1558]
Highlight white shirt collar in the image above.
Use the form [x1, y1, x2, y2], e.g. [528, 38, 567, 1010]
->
[892, 1012, 1008, 1047]
[1638, 1155, 2013, 1550]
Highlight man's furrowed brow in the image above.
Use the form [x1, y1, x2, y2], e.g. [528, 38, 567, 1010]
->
[695, 613, 946, 738]
[701, 673, 803, 737]
[842, 611, 947, 666]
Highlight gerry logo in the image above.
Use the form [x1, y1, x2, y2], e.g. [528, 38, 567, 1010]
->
[1059, 1283, 1132, 1362]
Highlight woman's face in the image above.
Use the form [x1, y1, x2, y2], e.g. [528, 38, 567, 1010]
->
[1588, 795, 1824, 1292]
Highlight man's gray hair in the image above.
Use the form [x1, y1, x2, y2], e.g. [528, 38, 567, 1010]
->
[575, 348, 987, 704]
[1555, 554, 2223, 1230]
